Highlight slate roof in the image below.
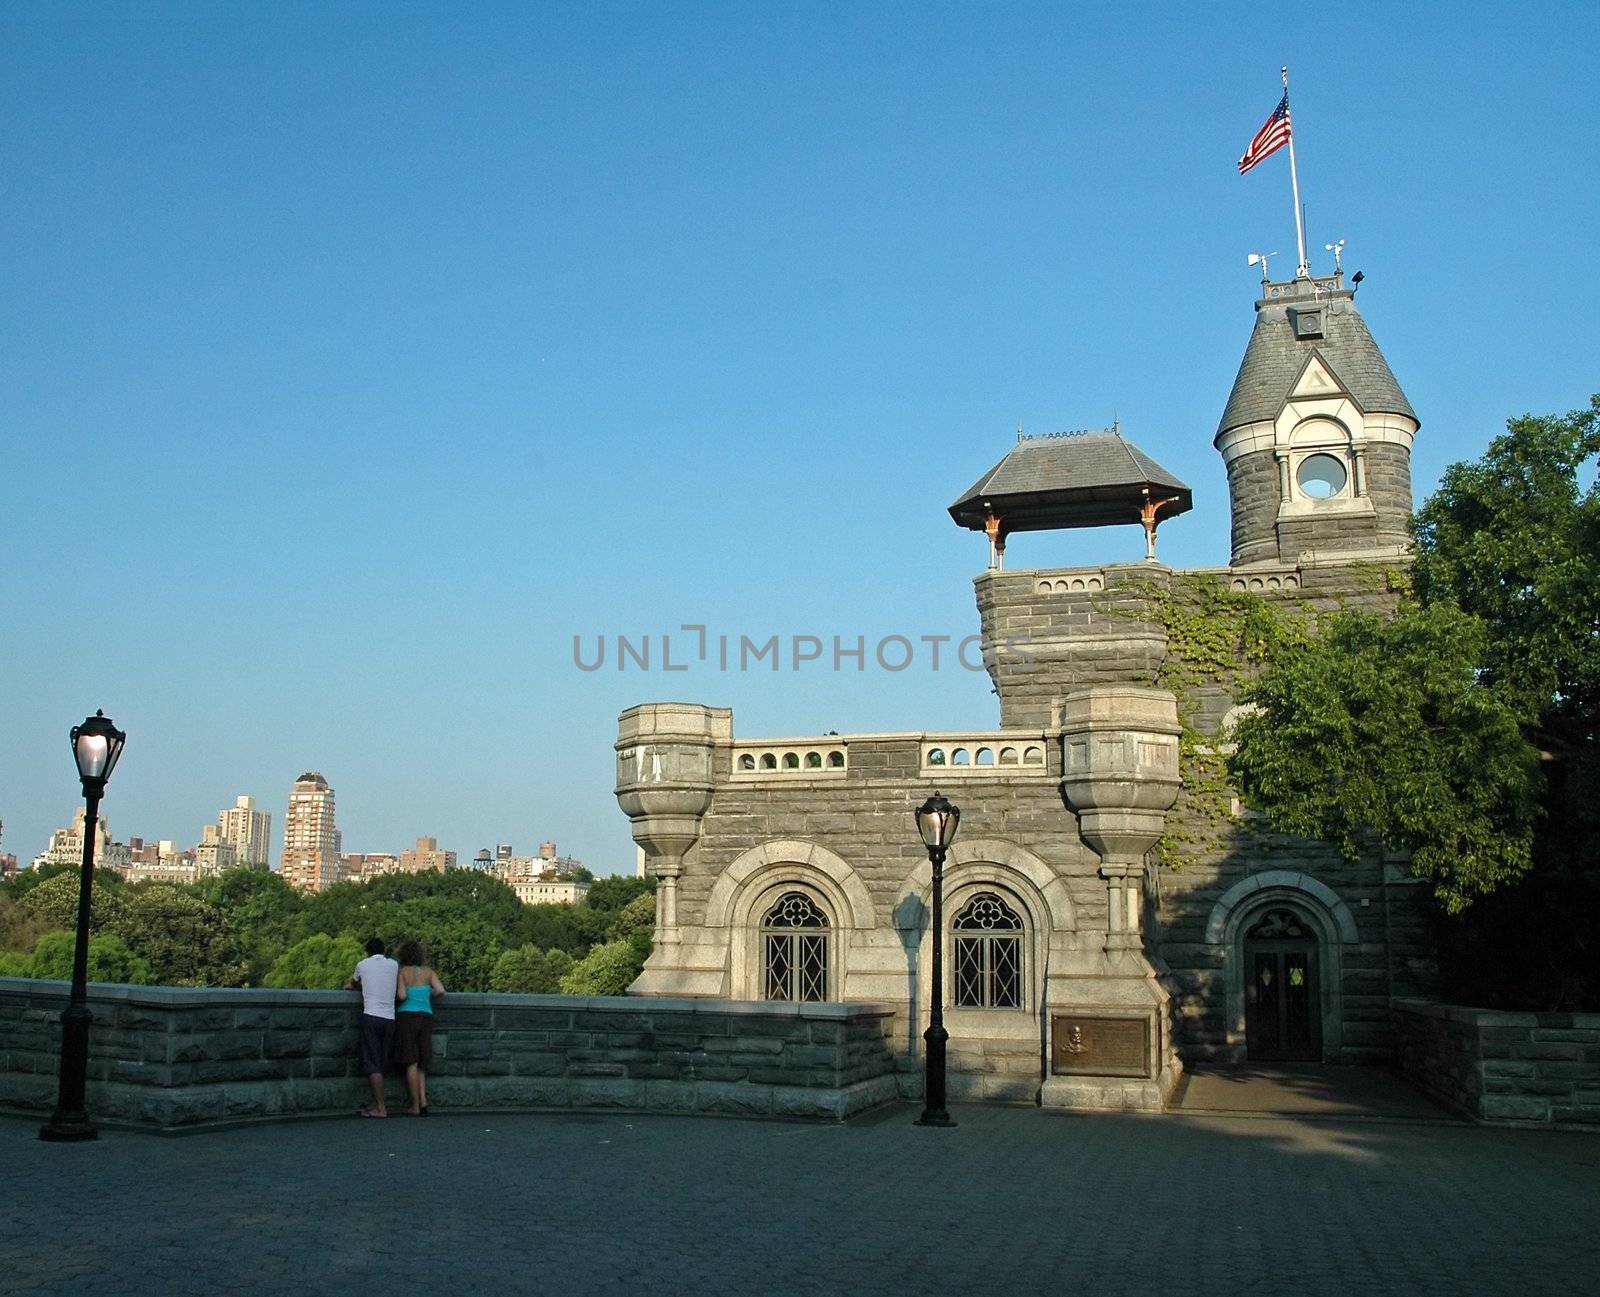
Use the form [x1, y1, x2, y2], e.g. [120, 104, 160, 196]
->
[949, 429, 1193, 533]
[1218, 282, 1415, 435]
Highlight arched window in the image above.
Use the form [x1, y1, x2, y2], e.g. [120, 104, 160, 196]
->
[762, 892, 830, 1002]
[952, 892, 1023, 1008]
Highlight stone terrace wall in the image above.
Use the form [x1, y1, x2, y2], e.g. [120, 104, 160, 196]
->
[0, 979, 898, 1130]
[1395, 999, 1600, 1129]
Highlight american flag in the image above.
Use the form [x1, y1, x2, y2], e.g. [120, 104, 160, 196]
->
[1238, 94, 1292, 174]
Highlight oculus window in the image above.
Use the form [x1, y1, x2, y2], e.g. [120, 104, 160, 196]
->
[1295, 453, 1349, 499]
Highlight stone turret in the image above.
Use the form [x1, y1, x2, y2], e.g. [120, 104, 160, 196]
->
[1216, 273, 1417, 567]
[615, 702, 729, 974]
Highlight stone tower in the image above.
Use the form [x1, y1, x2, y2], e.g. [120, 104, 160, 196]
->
[1216, 272, 1417, 567]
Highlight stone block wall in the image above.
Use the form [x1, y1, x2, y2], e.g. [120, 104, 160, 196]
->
[1225, 451, 1281, 565]
[1363, 441, 1414, 544]
[0, 979, 898, 1130]
[1394, 1000, 1600, 1129]
[975, 565, 1170, 729]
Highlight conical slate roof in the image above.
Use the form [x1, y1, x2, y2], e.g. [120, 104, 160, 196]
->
[1217, 276, 1414, 437]
[950, 428, 1192, 533]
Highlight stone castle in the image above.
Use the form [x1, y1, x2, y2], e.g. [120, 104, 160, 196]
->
[614, 269, 1434, 1112]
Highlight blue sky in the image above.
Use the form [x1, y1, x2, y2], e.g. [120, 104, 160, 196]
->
[3, 2, 1595, 872]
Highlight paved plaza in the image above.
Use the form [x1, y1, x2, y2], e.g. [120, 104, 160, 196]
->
[6, 1094, 1598, 1297]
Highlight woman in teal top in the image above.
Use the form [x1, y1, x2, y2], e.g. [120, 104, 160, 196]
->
[394, 940, 446, 1116]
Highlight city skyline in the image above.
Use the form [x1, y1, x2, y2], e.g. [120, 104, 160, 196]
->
[2, 7, 1595, 875]
[20, 781, 613, 879]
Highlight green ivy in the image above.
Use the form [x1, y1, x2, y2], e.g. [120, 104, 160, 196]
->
[1110, 574, 1306, 867]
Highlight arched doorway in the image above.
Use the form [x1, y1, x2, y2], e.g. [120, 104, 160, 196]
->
[1243, 908, 1321, 1062]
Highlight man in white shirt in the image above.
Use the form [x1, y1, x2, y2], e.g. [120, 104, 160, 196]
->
[346, 938, 399, 1117]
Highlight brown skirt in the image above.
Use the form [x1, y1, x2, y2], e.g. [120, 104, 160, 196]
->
[394, 1011, 433, 1068]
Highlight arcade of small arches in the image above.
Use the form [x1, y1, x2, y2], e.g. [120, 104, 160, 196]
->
[735, 748, 847, 773]
[924, 744, 1046, 769]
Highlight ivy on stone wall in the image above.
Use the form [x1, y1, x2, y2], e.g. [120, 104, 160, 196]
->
[1112, 574, 1306, 867]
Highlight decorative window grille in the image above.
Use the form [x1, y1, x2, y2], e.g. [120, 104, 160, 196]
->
[952, 892, 1024, 1008]
[762, 892, 830, 1002]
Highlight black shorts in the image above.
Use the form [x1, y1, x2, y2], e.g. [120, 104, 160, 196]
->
[358, 1014, 395, 1075]
[395, 1012, 434, 1068]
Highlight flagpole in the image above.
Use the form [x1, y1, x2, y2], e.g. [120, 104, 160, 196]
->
[1283, 65, 1308, 277]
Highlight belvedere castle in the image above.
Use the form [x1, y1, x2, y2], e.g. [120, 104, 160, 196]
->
[614, 268, 1433, 1112]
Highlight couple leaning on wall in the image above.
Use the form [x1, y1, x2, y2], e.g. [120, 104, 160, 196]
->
[347, 937, 446, 1118]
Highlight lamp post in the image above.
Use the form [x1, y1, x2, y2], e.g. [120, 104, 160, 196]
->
[914, 791, 960, 1128]
[40, 710, 126, 1143]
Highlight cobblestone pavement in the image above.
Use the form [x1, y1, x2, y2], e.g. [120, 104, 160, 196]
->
[5, 1103, 1597, 1297]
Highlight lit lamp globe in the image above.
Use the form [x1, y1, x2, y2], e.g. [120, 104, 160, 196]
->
[72, 710, 127, 793]
[914, 793, 960, 854]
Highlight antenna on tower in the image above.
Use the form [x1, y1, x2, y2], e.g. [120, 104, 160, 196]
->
[1324, 239, 1346, 271]
[1246, 251, 1276, 283]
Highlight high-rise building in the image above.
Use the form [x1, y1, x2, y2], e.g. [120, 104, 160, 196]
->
[195, 824, 238, 876]
[398, 836, 456, 873]
[217, 795, 271, 868]
[280, 771, 340, 892]
[340, 852, 400, 883]
[32, 806, 133, 874]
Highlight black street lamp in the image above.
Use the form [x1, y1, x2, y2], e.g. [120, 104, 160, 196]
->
[40, 710, 126, 1143]
[914, 791, 960, 1128]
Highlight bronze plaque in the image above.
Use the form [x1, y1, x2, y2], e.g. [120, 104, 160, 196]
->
[1050, 1015, 1151, 1078]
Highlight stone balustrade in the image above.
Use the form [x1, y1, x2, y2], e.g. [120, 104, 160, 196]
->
[1030, 569, 1107, 595]
[730, 739, 849, 780]
[0, 978, 898, 1130]
[920, 732, 1050, 777]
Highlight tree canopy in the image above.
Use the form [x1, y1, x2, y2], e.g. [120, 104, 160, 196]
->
[263, 933, 366, 990]
[1231, 397, 1599, 938]
[1230, 602, 1541, 911]
[1412, 395, 1599, 733]
[0, 864, 652, 993]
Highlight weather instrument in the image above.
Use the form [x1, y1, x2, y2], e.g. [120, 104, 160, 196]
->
[1246, 251, 1278, 283]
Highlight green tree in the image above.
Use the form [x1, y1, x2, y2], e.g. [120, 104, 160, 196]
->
[113, 886, 247, 986]
[559, 938, 645, 997]
[1231, 602, 1541, 912]
[584, 875, 654, 914]
[0, 950, 33, 976]
[29, 930, 154, 984]
[262, 933, 366, 989]
[20, 870, 128, 934]
[1, 860, 79, 901]
[490, 943, 574, 993]
[0, 894, 54, 955]
[294, 870, 530, 991]
[1231, 402, 1599, 920]
[1412, 396, 1600, 732]
[608, 890, 657, 941]
[191, 868, 305, 984]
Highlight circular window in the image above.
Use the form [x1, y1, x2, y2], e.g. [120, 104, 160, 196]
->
[1296, 453, 1348, 499]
